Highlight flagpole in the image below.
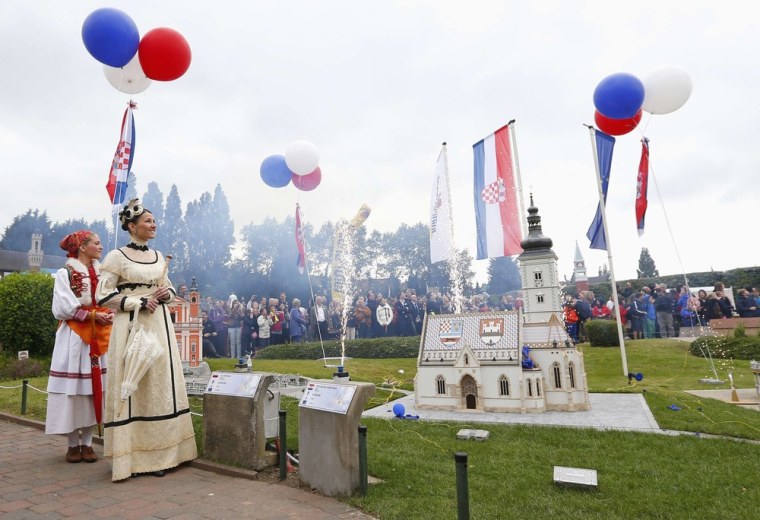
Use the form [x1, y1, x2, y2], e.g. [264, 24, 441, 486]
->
[508, 120, 528, 239]
[586, 125, 628, 377]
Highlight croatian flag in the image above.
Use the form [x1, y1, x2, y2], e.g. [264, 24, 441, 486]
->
[473, 125, 522, 259]
[105, 103, 135, 209]
[586, 129, 616, 250]
[635, 138, 650, 236]
[295, 204, 306, 274]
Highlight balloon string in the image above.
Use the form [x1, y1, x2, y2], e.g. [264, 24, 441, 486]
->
[646, 149, 690, 287]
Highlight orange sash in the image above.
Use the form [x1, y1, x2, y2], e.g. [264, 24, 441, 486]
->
[66, 307, 112, 357]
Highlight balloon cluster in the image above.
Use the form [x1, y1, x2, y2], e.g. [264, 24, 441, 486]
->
[260, 141, 322, 192]
[593, 67, 692, 136]
[82, 8, 191, 95]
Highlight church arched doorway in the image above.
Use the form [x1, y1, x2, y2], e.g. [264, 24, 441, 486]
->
[461, 375, 478, 409]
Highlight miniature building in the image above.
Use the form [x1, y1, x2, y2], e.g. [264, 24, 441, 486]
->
[168, 279, 203, 369]
[414, 197, 589, 413]
[572, 241, 589, 293]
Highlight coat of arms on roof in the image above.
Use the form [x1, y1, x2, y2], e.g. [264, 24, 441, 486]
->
[479, 318, 504, 346]
[438, 319, 463, 346]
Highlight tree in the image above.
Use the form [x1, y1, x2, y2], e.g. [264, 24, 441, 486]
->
[141, 182, 167, 253]
[486, 256, 522, 294]
[637, 247, 659, 278]
[51, 219, 111, 256]
[0, 209, 53, 252]
[162, 185, 188, 282]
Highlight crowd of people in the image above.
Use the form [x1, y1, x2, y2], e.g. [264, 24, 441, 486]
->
[188, 279, 760, 358]
[191, 288, 528, 358]
[562, 281, 760, 343]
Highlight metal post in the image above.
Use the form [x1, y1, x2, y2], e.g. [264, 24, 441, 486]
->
[21, 379, 28, 415]
[279, 410, 287, 480]
[358, 425, 368, 496]
[454, 452, 470, 520]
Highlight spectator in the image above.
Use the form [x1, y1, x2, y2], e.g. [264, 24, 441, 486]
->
[563, 301, 579, 342]
[201, 311, 221, 358]
[644, 290, 657, 338]
[655, 287, 675, 337]
[227, 300, 244, 359]
[269, 300, 285, 345]
[289, 298, 308, 342]
[736, 289, 758, 317]
[256, 307, 273, 349]
[309, 295, 329, 341]
[376, 296, 393, 337]
[629, 292, 647, 340]
[366, 291, 380, 338]
[592, 298, 611, 319]
[354, 296, 372, 338]
[242, 305, 258, 355]
[574, 291, 593, 342]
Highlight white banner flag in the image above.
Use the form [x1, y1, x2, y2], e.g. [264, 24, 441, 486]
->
[430, 144, 453, 263]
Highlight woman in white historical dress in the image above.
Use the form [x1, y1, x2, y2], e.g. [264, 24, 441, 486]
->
[46, 230, 113, 463]
[96, 199, 197, 481]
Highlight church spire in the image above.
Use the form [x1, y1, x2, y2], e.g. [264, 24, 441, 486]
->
[519, 194, 553, 252]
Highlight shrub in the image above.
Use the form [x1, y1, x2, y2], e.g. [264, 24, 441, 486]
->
[690, 335, 760, 360]
[0, 357, 46, 380]
[255, 336, 420, 360]
[585, 319, 620, 347]
[733, 323, 746, 338]
[0, 272, 56, 356]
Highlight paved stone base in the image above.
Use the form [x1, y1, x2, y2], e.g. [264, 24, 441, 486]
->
[363, 393, 661, 432]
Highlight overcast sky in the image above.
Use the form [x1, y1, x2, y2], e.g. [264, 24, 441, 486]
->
[1, 1, 757, 284]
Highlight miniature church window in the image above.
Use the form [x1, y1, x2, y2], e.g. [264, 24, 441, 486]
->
[568, 363, 576, 388]
[552, 363, 562, 389]
[537, 293, 544, 304]
[464, 353, 469, 365]
[436, 375, 446, 395]
[191, 341, 196, 353]
[536, 379, 542, 396]
[499, 375, 510, 396]
[527, 379, 533, 397]
[533, 271, 543, 287]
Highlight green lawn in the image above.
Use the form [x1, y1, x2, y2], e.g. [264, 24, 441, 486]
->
[2, 340, 760, 519]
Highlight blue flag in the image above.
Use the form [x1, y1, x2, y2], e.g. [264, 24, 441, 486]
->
[586, 130, 616, 250]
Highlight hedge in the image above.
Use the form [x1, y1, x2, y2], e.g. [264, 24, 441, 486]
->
[0, 272, 57, 356]
[689, 335, 760, 361]
[254, 336, 420, 360]
[585, 319, 620, 347]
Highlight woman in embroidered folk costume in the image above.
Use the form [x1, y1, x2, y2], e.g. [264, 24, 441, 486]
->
[96, 199, 197, 480]
[46, 231, 113, 463]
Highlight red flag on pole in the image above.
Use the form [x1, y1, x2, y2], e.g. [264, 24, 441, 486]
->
[635, 138, 650, 236]
[295, 204, 306, 274]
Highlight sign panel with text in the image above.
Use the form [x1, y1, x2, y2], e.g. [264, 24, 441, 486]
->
[299, 382, 356, 414]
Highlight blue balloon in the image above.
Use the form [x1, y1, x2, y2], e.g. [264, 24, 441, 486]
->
[82, 8, 139, 68]
[260, 154, 292, 188]
[593, 73, 645, 120]
[392, 403, 405, 417]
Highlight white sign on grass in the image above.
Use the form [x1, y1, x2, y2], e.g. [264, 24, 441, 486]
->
[299, 382, 357, 414]
[205, 372, 261, 397]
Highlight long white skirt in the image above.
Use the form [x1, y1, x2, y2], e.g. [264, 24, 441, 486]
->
[45, 393, 96, 434]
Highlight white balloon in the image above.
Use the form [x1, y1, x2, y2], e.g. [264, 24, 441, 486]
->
[641, 66, 693, 115]
[103, 55, 152, 95]
[285, 140, 319, 176]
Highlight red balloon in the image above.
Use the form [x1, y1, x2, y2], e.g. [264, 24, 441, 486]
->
[138, 28, 191, 81]
[292, 167, 321, 191]
[594, 109, 642, 136]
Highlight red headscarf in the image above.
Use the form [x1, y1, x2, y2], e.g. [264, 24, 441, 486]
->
[59, 230, 93, 258]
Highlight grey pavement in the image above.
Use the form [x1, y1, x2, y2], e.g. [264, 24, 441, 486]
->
[0, 416, 374, 520]
[362, 393, 662, 432]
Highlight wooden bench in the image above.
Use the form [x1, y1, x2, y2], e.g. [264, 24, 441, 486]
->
[709, 317, 760, 337]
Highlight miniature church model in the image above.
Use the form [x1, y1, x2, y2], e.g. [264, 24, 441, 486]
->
[414, 197, 590, 412]
[167, 278, 203, 368]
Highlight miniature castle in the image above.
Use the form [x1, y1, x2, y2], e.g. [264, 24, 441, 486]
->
[167, 278, 211, 394]
[414, 197, 590, 413]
